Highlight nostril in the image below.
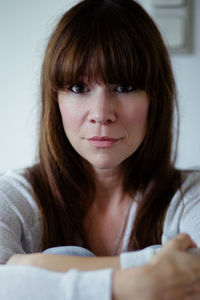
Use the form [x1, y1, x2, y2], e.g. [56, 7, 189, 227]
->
[90, 119, 96, 124]
[89, 113, 117, 124]
[89, 118, 117, 124]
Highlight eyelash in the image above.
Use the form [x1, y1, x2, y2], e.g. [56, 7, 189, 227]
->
[67, 84, 138, 94]
[68, 84, 88, 94]
[114, 85, 137, 93]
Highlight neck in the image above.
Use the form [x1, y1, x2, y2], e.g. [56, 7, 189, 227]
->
[93, 167, 127, 209]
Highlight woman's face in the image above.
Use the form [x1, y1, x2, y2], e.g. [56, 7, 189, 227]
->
[58, 81, 149, 172]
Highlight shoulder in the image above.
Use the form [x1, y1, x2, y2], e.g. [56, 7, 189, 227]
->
[0, 169, 42, 261]
[162, 168, 200, 245]
[179, 168, 200, 198]
[0, 168, 41, 235]
[0, 168, 38, 211]
[168, 168, 200, 209]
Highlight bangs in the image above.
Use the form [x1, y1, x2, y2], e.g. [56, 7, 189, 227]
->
[51, 1, 157, 92]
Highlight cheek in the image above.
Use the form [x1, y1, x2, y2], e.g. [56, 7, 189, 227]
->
[125, 104, 149, 128]
[135, 106, 148, 123]
[59, 105, 82, 133]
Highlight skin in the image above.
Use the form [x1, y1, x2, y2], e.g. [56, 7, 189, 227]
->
[8, 82, 150, 261]
[7, 234, 200, 299]
[58, 82, 149, 173]
[58, 82, 149, 255]
[113, 234, 200, 300]
[6, 83, 200, 298]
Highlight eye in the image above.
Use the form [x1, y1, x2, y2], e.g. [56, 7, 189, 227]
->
[68, 83, 88, 94]
[114, 85, 137, 93]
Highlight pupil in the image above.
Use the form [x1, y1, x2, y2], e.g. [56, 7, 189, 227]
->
[121, 85, 131, 91]
[76, 84, 84, 92]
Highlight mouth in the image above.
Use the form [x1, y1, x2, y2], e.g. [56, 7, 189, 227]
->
[87, 136, 122, 148]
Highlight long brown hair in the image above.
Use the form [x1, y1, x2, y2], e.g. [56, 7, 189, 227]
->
[27, 0, 181, 251]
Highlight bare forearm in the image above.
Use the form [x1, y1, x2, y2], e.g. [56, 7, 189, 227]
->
[7, 253, 120, 272]
[7, 234, 200, 300]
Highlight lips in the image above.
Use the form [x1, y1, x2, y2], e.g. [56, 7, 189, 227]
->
[87, 136, 121, 147]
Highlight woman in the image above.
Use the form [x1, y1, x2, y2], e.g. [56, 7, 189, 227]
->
[0, 0, 200, 299]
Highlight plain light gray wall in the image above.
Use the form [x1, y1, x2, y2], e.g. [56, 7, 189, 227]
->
[0, 0, 199, 172]
[0, 0, 79, 172]
[171, 0, 200, 168]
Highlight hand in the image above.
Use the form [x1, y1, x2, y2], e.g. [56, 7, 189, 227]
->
[149, 233, 200, 299]
[113, 233, 200, 300]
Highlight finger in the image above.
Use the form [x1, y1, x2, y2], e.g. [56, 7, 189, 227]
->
[164, 233, 197, 252]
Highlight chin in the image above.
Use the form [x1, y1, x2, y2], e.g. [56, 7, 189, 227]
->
[79, 149, 133, 171]
[86, 157, 125, 171]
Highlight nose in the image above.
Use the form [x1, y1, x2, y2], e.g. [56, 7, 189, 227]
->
[88, 89, 117, 125]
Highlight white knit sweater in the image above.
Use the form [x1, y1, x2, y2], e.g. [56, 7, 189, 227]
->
[0, 169, 200, 299]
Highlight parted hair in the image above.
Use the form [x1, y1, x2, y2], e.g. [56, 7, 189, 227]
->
[27, 0, 181, 251]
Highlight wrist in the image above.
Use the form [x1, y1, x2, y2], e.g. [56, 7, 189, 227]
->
[112, 264, 156, 300]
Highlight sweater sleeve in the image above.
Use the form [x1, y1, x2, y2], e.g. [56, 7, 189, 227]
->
[120, 245, 161, 269]
[120, 170, 200, 269]
[0, 265, 113, 300]
[179, 172, 200, 247]
[162, 170, 200, 247]
[0, 171, 113, 300]
[0, 170, 42, 263]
